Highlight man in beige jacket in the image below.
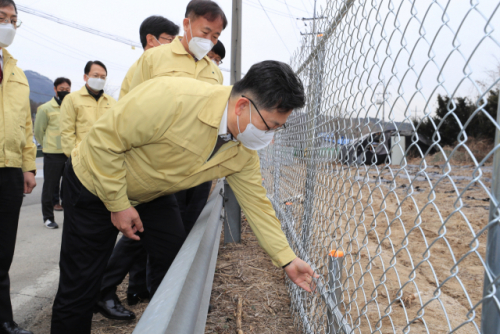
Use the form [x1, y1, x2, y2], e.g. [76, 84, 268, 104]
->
[0, 1, 36, 333]
[51, 61, 316, 334]
[60, 60, 116, 157]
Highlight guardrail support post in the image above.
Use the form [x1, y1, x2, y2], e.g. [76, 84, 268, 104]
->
[481, 95, 500, 334]
[328, 250, 344, 334]
[224, 180, 241, 243]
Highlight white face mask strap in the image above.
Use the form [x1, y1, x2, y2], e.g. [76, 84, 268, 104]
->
[188, 19, 194, 42]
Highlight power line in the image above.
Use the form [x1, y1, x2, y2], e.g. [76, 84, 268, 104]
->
[243, 0, 294, 18]
[17, 5, 142, 48]
[22, 25, 128, 72]
[283, 0, 302, 42]
[271, 0, 309, 12]
[256, 0, 292, 56]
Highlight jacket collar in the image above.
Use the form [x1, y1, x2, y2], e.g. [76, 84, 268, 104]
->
[50, 97, 60, 108]
[1, 48, 16, 67]
[78, 85, 90, 96]
[171, 36, 212, 64]
[78, 85, 107, 100]
[171, 36, 189, 56]
[197, 86, 233, 128]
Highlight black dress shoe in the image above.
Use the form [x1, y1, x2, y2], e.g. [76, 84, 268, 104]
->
[0, 321, 33, 334]
[94, 298, 136, 320]
[127, 291, 149, 306]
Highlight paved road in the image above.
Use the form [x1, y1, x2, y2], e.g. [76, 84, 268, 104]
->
[9, 157, 64, 328]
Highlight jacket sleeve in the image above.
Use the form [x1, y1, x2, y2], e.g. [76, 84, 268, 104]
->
[22, 94, 37, 172]
[226, 152, 297, 267]
[34, 106, 47, 148]
[60, 96, 76, 157]
[83, 87, 178, 212]
[128, 54, 151, 93]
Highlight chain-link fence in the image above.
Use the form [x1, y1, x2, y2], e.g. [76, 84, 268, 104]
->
[259, 0, 500, 333]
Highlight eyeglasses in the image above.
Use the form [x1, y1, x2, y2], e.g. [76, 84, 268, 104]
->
[242, 95, 287, 133]
[88, 74, 106, 80]
[0, 18, 21, 28]
[219, 60, 223, 65]
[159, 36, 174, 43]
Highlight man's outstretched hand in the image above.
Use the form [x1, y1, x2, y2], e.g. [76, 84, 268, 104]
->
[284, 257, 319, 292]
[111, 207, 144, 241]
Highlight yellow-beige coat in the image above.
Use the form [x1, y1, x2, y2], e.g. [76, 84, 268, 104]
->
[0, 48, 36, 172]
[34, 97, 63, 154]
[60, 85, 117, 157]
[129, 36, 223, 93]
[72, 77, 296, 267]
[119, 59, 138, 99]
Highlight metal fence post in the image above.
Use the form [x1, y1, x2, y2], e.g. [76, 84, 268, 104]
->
[328, 250, 344, 334]
[224, 181, 241, 243]
[481, 95, 500, 334]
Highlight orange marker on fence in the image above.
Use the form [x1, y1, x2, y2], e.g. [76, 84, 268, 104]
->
[328, 249, 344, 333]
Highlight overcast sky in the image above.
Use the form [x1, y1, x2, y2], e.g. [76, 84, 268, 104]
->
[9, 0, 500, 123]
[11, 0, 327, 99]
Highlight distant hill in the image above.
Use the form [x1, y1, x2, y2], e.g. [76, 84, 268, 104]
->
[25, 70, 54, 103]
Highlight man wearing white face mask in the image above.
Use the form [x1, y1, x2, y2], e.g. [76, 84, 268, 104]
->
[51, 61, 318, 334]
[129, 0, 226, 91]
[0, 1, 36, 333]
[60, 60, 117, 158]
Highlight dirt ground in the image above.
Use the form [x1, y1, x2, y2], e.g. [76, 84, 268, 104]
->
[28, 218, 297, 334]
[260, 146, 493, 333]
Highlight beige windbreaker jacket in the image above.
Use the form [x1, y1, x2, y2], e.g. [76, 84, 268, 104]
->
[60, 85, 117, 157]
[129, 36, 223, 93]
[0, 48, 36, 172]
[71, 77, 296, 267]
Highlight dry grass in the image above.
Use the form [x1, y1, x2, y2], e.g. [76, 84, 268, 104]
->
[260, 145, 493, 333]
[28, 218, 296, 334]
[205, 217, 296, 334]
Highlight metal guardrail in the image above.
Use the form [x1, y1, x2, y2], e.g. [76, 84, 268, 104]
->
[133, 179, 225, 334]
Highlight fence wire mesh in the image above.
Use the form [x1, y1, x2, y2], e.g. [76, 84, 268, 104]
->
[258, 0, 500, 333]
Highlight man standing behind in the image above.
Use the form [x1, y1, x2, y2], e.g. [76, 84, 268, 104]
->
[129, 0, 226, 91]
[34, 77, 71, 229]
[207, 39, 225, 66]
[96, 15, 180, 321]
[119, 16, 179, 99]
[60, 61, 116, 158]
[0, 1, 36, 333]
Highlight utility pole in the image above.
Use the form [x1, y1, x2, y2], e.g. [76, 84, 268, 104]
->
[230, 0, 242, 84]
[224, 0, 243, 244]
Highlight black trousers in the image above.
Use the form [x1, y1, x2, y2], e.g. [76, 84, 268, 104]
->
[99, 181, 212, 300]
[0, 168, 24, 323]
[42, 153, 67, 222]
[51, 161, 186, 334]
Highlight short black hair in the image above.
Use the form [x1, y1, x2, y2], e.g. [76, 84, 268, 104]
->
[139, 16, 180, 49]
[211, 40, 225, 59]
[54, 77, 71, 88]
[84, 61, 107, 75]
[0, 0, 17, 13]
[185, 0, 228, 30]
[232, 61, 305, 114]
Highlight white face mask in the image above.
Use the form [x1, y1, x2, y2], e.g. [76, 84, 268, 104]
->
[211, 59, 219, 66]
[87, 77, 106, 91]
[0, 23, 16, 48]
[185, 20, 214, 60]
[236, 103, 275, 151]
